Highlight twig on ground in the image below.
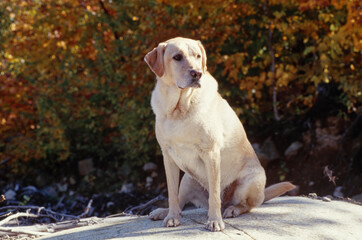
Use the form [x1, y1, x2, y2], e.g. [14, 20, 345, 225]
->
[78, 199, 93, 218]
[105, 212, 132, 218]
[0, 218, 95, 237]
[0, 212, 12, 218]
[0, 226, 51, 236]
[0, 196, 143, 238]
[0, 212, 38, 226]
[323, 165, 336, 186]
[0, 213, 100, 237]
[47, 219, 91, 231]
[125, 195, 166, 215]
[0, 202, 98, 238]
[0, 205, 80, 221]
[54, 195, 65, 210]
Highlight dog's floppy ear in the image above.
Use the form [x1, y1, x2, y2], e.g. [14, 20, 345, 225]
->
[144, 42, 167, 78]
[198, 41, 207, 73]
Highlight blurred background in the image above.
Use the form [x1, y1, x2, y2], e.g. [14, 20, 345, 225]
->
[0, 0, 361, 216]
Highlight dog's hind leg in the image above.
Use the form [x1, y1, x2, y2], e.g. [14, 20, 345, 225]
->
[150, 174, 207, 221]
[222, 167, 266, 218]
[179, 174, 208, 209]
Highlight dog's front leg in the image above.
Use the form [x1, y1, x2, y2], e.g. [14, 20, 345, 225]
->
[162, 151, 182, 227]
[202, 148, 225, 231]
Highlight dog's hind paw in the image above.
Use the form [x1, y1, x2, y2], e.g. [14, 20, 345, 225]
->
[205, 218, 225, 232]
[149, 208, 168, 221]
[223, 204, 249, 218]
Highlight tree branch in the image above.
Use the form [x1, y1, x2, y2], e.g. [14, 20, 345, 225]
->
[264, 1, 280, 121]
[98, 0, 121, 40]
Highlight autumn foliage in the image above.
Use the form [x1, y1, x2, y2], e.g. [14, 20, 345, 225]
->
[0, 0, 361, 179]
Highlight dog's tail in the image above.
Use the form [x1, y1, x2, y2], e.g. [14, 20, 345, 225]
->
[263, 182, 296, 202]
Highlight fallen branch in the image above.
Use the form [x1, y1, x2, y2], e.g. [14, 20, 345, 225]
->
[1, 217, 107, 238]
[47, 219, 91, 232]
[54, 195, 65, 210]
[105, 212, 131, 218]
[323, 165, 336, 186]
[0, 226, 51, 236]
[0, 212, 38, 226]
[0, 198, 138, 238]
[125, 195, 166, 215]
[78, 199, 93, 218]
[0, 212, 12, 218]
[0, 215, 99, 238]
[0, 201, 99, 238]
[0, 209, 57, 224]
[0, 206, 140, 239]
[0, 205, 80, 221]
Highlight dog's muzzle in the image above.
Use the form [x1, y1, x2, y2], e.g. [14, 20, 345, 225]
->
[177, 70, 202, 89]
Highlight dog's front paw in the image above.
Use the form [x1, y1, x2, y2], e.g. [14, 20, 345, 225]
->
[205, 218, 225, 232]
[149, 208, 168, 221]
[162, 213, 181, 227]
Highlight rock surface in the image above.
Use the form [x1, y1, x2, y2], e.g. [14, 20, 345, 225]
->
[39, 196, 362, 240]
[284, 141, 303, 158]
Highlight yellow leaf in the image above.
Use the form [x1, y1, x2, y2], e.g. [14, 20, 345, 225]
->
[267, 72, 275, 79]
[10, 23, 16, 31]
[276, 67, 283, 78]
[259, 72, 266, 82]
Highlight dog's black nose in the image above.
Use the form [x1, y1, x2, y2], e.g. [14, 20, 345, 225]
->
[190, 70, 202, 80]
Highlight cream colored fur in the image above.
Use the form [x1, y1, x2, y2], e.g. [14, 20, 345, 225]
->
[144, 37, 295, 232]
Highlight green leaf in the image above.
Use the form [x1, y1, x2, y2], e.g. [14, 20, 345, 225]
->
[303, 46, 315, 56]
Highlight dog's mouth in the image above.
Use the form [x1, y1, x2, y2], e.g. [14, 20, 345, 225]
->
[178, 80, 201, 89]
[190, 80, 201, 88]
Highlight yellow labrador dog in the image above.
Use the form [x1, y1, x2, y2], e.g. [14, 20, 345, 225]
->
[144, 37, 295, 232]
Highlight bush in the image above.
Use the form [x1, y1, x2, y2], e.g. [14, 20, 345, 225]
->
[0, 0, 360, 183]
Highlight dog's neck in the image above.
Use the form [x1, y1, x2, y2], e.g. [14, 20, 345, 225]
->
[152, 80, 197, 119]
[151, 72, 218, 120]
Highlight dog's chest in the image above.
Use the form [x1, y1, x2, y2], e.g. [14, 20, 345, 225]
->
[157, 117, 207, 181]
[157, 115, 201, 143]
[166, 141, 207, 185]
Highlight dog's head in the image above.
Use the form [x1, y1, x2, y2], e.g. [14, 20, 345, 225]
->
[144, 37, 207, 89]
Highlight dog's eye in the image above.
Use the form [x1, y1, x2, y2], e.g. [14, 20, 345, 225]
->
[173, 54, 183, 61]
